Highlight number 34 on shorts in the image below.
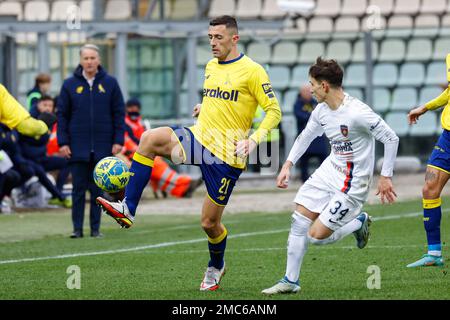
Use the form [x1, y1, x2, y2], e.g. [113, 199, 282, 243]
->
[320, 193, 363, 230]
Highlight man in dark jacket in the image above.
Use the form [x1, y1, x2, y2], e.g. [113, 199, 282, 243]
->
[57, 44, 125, 238]
[293, 85, 328, 182]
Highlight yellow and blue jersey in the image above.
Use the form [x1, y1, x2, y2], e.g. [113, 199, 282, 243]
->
[424, 54, 450, 130]
[189, 53, 282, 169]
[0, 83, 31, 129]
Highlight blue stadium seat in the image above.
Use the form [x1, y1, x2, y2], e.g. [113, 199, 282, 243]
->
[378, 39, 406, 62]
[298, 41, 325, 64]
[398, 63, 425, 86]
[352, 39, 378, 62]
[373, 63, 398, 87]
[425, 62, 447, 86]
[419, 86, 444, 105]
[290, 65, 310, 88]
[345, 88, 364, 101]
[247, 42, 271, 64]
[271, 41, 298, 64]
[385, 112, 409, 136]
[390, 87, 417, 111]
[268, 66, 290, 90]
[283, 89, 298, 114]
[433, 38, 450, 60]
[410, 112, 438, 136]
[405, 39, 433, 61]
[344, 64, 366, 87]
[373, 88, 391, 113]
[326, 40, 352, 64]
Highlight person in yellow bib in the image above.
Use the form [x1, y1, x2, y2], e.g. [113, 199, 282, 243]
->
[0, 83, 48, 138]
[96, 15, 281, 291]
[406, 54, 450, 268]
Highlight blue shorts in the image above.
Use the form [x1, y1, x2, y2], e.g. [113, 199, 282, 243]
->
[428, 129, 450, 174]
[170, 126, 242, 206]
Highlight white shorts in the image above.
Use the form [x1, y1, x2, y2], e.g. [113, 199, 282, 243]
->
[294, 173, 364, 231]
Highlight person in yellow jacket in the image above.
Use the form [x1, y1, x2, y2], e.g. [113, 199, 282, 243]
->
[406, 53, 450, 268]
[0, 83, 48, 138]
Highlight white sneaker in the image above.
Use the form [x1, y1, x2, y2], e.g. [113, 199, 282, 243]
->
[261, 277, 301, 295]
[200, 263, 226, 291]
[96, 197, 135, 228]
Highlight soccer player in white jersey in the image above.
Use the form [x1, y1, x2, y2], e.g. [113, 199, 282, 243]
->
[262, 57, 399, 295]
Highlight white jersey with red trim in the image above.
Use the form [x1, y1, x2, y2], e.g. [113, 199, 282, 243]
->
[287, 93, 399, 202]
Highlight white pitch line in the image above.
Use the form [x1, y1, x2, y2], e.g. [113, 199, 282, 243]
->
[0, 209, 448, 265]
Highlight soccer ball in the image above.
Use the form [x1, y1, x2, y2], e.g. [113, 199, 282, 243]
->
[93, 156, 131, 193]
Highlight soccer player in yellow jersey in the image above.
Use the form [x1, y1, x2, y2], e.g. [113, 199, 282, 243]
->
[406, 54, 450, 268]
[0, 83, 49, 138]
[96, 16, 282, 290]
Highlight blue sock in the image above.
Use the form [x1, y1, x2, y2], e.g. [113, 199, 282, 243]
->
[423, 198, 442, 256]
[124, 153, 153, 216]
[208, 227, 227, 269]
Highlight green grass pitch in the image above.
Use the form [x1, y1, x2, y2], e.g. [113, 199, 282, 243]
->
[0, 197, 449, 300]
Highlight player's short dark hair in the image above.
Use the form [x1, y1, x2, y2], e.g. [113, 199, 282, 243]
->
[38, 95, 54, 103]
[309, 57, 343, 88]
[209, 15, 238, 33]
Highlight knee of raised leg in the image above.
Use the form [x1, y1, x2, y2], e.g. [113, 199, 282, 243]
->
[201, 218, 218, 232]
[422, 182, 440, 199]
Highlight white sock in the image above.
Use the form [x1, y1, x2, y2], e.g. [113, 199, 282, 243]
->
[285, 211, 312, 283]
[308, 216, 363, 245]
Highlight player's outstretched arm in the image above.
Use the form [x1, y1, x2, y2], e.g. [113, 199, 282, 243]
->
[376, 176, 397, 204]
[407, 105, 428, 125]
[277, 161, 293, 189]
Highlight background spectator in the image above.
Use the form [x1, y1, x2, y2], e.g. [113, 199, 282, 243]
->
[27, 73, 51, 112]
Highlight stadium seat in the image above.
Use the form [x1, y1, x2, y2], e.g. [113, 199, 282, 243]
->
[51, 1, 76, 21]
[373, 63, 398, 87]
[419, 86, 444, 105]
[425, 62, 447, 86]
[18, 70, 37, 94]
[128, 72, 139, 93]
[268, 66, 290, 90]
[390, 87, 417, 111]
[361, 15, 387, 39]
[393, 0, 420, 15]
[50, 47, 61, 70]
[326, 40, 352, 64]
[247, 42, 271, 64]
[413, 15, 440, 38]
[148, 0, 172, 20]
[307, 17, 334, 40]
[345, 88, 364, 101]
[170, 0, 197, 20]
[290, 65, 311, 88]
[196, 43, 212, 66]
[139, 45, 154, 68]
[315, 0, 341, 17]
[283, 17, 307, 36]
[333, 17, 360, 39]
[340, 0, 367, 16]
[50, 70, 62, 94]
[432, 38, 450, 60]
[80, 0, 93, 20]
[372, 88, 390, 113]
[17, 47, 36, 71]
[344, 64, 366, 87]
[282, 89, 298, 114]
[208, 0, 236, 17]
[24, 1, 49, 21]
[271, 41, 298, 64]
[368, 0, 394, 16]
[441, 15, 450, 36]
[104, 0, 131, 20]
[378, 39, 405, 62]
[352, 39, 378, 62]
[0, 1, 23, 20]
[385, 112, 409, 136]
[152, 45, 174, 68]
[48, 32, 69, 43]
[385, 15, 413, 38]
[298, 41, 325, 64]
[420, 0, 447, 14]
[410, 112, 438, 136]
[235, 0, 262, 19]
[261, 0, 286, 19]
[406, 39, 432, 62]
[398, 63, 425, 87]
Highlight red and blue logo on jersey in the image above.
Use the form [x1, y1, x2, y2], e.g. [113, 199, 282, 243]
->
[340, 125, 349, 137]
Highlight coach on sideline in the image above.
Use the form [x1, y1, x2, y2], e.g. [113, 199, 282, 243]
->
[57, 44, 125, 238]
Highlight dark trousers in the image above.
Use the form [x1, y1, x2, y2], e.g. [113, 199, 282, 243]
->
[39, 156, 70, 192]
[70, 160, 102, 232]
[0, 169, 21, 202]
